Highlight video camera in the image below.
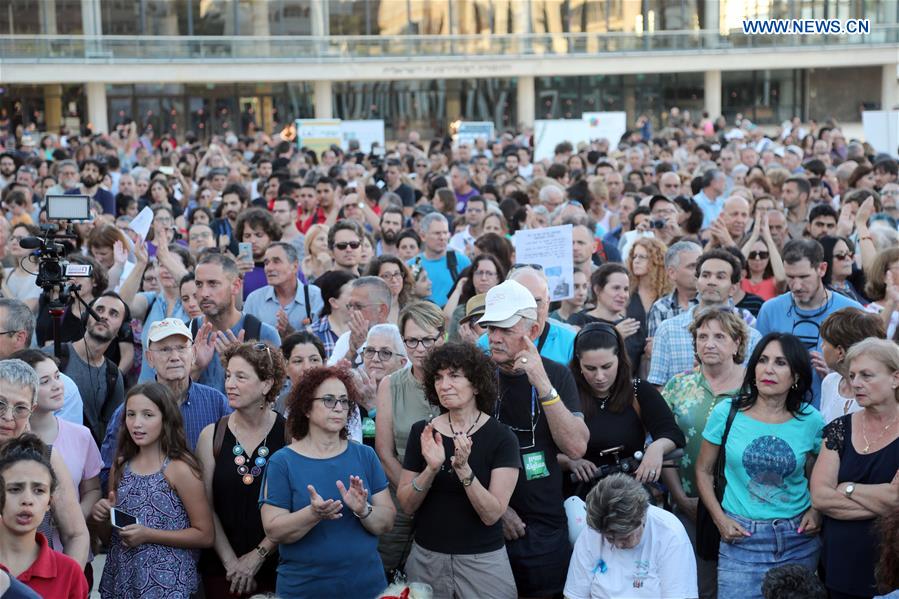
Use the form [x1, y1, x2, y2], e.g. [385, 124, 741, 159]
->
[22, 195, 96, 359]
[21, 195, 93, 292]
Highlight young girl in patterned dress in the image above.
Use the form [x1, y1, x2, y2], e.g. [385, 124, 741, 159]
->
[92, 383, 214, 598]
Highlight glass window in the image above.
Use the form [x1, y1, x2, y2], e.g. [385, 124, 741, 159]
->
[270, 0, 312, 35]
[0, 0, 42, 34]
[406, 0, 451, 35]
[329, 0, 371, 35]
[723, 69, 802, 124]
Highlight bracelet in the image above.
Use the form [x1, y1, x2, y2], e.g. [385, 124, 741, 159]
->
[354, 502, 373, 520]
[541, 395, 561, 407]
[859, 235, 873, 241]
[411, 477, 426, 493]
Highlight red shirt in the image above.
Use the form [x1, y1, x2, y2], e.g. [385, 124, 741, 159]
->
[298, 207, 327, 233]
[14, 533, 88, 599]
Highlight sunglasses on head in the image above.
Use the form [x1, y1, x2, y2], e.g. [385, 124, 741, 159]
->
[334, 241, 361, 250]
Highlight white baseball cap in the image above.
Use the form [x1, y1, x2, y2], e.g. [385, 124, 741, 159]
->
[145, 318, 192, 346]
[478, 280, 538, 329]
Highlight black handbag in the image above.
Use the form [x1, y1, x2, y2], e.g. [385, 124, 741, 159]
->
[695, 401, 739, 561]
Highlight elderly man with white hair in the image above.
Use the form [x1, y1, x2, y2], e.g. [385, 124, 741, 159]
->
[539, 183, 566, 214]
[477, 265, 577, 366]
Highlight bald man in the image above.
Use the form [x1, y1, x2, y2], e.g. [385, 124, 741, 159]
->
[721, 196, 751, 242]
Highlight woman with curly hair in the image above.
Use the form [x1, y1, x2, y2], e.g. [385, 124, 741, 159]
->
[197, 341, 288, 597]
[627, 237, 671, 373]
[397, 342, 520, 599]
[367, 255, 415, 325]
[260, 366, 395, 598]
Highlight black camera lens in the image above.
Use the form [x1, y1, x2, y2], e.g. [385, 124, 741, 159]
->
[651, 219, 666, 229]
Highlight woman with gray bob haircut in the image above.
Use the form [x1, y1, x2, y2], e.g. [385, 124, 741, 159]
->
[0, 359, 91, 568]
[563, 473, 698, 599]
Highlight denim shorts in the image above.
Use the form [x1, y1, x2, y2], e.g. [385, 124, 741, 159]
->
[717, 512, 821, 599]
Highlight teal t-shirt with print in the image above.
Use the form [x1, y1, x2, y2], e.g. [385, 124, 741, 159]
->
[702, 397, 824, 520]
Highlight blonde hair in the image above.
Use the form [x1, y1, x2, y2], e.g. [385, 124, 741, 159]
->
[399, 301, 445, 336]
[627, 237, 672, 300]
[845, 338, 899, 403]
[304, 224, 330, 258]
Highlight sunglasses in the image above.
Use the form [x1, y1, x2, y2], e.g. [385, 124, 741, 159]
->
[748, 251, 769, 260]
[511, 263, 544, 271]
[833, 252, 854, 261]
[334, 241, 361, 250]
[253, 342, 273, 367]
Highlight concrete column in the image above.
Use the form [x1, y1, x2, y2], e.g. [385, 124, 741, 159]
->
[85, 81, 108, 133]
[313, 81, 333, 119]
[44, 85, 63, 133]
[311, 0, 328, 36]
[39, 0, 57, 34]
[80, 0, 101, 35]
[704, 69, 722, 118]
[517, 76, 535, 130]
[882, 63, 899, 111]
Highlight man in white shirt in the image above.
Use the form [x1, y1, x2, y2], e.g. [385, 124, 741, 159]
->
[564, 474, 697, 599]
[448, 195, 487, 254]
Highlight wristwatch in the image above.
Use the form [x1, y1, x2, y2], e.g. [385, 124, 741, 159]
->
[355, 502, 374, 520]
[538, 387, 558, 404]
[460, 472, 475, 487]
[255, 545, 269, 558]
[844, 483, 855, 497]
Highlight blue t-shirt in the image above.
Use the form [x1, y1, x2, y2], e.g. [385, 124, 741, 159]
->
[476, 319, 575, 366]
[259, 442, 388, 598]
[702, 398, 823, 520]
[195, 315, 281, 390]
[408, 251, 471, 307]
[755, 291, 862, 407]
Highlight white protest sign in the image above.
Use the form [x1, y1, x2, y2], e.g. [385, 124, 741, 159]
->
[340, 120, 385, 153]
[533, 120, 592, 162]
[862, 111, 899, 155]
[456, 121, 495, 147]
[129, 206, 154, 242]
[295, 119, 342, 155]
[512, 224, 574, 301]
[582, 112, 628, 146]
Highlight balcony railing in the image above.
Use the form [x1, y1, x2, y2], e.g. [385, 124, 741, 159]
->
[1, 28, 898, 63]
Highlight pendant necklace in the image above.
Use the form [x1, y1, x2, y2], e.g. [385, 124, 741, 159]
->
[449, 412, 481, 437]
[861, 411, 898, 453]
[233, 437, 271, 485]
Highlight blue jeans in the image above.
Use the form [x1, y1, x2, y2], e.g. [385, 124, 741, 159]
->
[717, 511, 821, 599]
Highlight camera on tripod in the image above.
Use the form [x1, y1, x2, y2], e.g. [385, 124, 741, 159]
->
[22, 195, 93, 292]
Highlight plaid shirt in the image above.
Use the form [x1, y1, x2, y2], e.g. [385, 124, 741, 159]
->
[648, 304, 761, 387]
[99, 382, 230, 490]
[310, 316, 339, 360]
[646, 290, 699, 338]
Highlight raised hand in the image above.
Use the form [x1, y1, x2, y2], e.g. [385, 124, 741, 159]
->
[450, 431, 472, 473]
[214, 328, 245, 356]
[192, 322, 216, 370]
[307, 484, 343, 521]
[615, 317, 641, 339]
[336, 475, 369, 515]
[420, 423, 446, 472]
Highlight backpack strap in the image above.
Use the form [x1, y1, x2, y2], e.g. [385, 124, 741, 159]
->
[632, 378, 646, 436]
[302, 284, 312, 326]
[446, 250, 459, 283]
[243, 314, 263, 341]
[58, 343, 70, 373]
[104, 358, 119, 414]
[190, 318, 200, 339]
[142, 293, 158, 329]
[212, 414, 231, 458]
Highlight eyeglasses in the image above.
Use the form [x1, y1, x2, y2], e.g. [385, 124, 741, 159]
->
[150, 344, 193, 356]
[363, 347, 399, 361]
[254, 342, 273, 367]
[404, 335, 442, 350]
[314, 395, 351, 411]
[346, 302, 381, 311]
[415, 163, 428, 168]
[748, 251, 770, 260]
[0, 330, 20, 337]
[379, 271, 404, 281]
[834, 252, 854, 261]
[0, 401, 32, 421]
[334, 241, 361, 250]
[511, 263, 544, 271]
[155, 216, 173, 225]
[473, 270, 497, 278]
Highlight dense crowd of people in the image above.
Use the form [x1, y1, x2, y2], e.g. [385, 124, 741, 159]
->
[0, 110, 896, 599]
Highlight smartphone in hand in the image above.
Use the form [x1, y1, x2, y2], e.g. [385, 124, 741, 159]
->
[110, 508, 139, 529]
[238, 242, 253, 263]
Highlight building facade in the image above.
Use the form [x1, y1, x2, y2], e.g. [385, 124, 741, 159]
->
[1, 0, 898, 141]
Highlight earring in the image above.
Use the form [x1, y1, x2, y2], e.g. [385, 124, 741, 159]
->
[791, 381, 799, 390]
[259, 399, 265, 410]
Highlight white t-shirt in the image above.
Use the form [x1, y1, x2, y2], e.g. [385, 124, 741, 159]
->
[820, 372, 861, 425]
[563, 505, 697, 599]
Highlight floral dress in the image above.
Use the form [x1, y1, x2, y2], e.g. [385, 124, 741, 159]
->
[99, 459, 199, 599]
[661, 371, 739, 496]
